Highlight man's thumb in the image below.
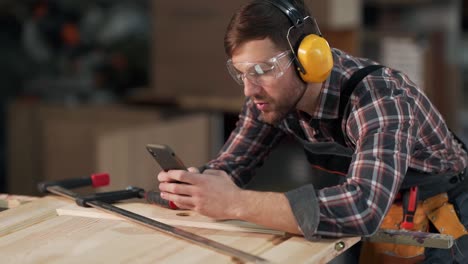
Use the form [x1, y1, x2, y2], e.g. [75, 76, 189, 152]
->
[187, 167, 200, 173]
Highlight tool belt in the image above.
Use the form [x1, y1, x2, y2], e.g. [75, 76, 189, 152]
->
[360, 170, 468, 263]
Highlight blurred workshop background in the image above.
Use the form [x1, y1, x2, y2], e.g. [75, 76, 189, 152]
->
[1, 0, 468, 197]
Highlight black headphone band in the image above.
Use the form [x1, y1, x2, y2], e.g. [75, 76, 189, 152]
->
[264, 0, 304, 27]
[264, 0, 307, 74]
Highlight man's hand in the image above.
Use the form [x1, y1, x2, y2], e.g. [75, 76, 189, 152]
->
[157, 168, 243, 220]
[158, 168, 302, 235]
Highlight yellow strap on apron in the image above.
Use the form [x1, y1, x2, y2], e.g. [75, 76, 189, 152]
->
[423, 193, 468, 239]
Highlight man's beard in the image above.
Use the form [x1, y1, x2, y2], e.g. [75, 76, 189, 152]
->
[257, 85, 307, 125]
[258, 102, 292, 125]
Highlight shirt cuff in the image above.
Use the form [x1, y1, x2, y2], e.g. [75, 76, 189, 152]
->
[284, 184, 321, 241]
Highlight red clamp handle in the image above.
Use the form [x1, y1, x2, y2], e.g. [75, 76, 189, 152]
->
[400, 186, 418, 230]
[144, 191, 179, 210]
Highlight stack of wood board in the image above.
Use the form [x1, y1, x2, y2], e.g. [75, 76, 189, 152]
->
[149, 1, 362, 111]
[7, 101, 160, 195]
[95, 113, 224, 191]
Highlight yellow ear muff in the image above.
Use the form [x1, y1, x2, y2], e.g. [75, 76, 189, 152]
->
[297, 34, 333, 83]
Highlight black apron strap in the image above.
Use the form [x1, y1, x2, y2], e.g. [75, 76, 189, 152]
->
[301, 65, 386, 177]
[450, 128, 468, 153]
[339, 65, 385, 119]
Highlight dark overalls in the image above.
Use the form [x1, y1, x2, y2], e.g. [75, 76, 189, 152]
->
[287, 65, 468, 263]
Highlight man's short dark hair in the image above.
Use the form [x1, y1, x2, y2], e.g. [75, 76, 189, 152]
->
[224, 0, 317, 57]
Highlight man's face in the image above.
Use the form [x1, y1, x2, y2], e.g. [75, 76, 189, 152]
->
[230, 38, 305, 125]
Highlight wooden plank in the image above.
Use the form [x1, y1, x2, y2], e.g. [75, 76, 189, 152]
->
[153, 227, 282, 264]
[0, 194, 38, 209]
[0, 196, 69, 237]
[0, 214, 279, 263]
[259, 236, 361, 264]
[0, 215, 193, 264]
[57, 202, 285, 235]
[0, 196, 360, 263]
[190, 229, 291, 257]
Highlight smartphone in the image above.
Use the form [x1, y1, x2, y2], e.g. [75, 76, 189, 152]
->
[146, 144, 187, 171]
[146, 144, 186, 208]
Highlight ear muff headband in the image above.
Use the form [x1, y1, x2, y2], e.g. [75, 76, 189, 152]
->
[264, 0, 333, 83]
[265, 0, 303, 27]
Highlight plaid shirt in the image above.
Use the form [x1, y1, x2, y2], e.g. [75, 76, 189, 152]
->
[205, 48, 468, 237]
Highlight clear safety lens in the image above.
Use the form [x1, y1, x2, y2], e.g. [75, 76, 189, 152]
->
[226, 50, 293, 86]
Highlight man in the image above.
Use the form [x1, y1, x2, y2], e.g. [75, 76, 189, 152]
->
[158, 0, 468, 262]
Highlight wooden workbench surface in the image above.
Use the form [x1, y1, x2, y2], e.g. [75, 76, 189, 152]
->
[0, 196, 360, 263]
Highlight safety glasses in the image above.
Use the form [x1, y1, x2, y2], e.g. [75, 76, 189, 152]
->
[226, 50, 294, 86]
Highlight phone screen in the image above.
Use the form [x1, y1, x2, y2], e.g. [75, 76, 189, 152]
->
[146, 144, 186, 171]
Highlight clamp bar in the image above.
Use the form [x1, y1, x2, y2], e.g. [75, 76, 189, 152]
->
[364, 229, 453, 249]
[75, 187, 143, 207]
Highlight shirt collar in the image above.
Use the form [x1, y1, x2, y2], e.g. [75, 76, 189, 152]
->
[308, 50, 343, 120]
